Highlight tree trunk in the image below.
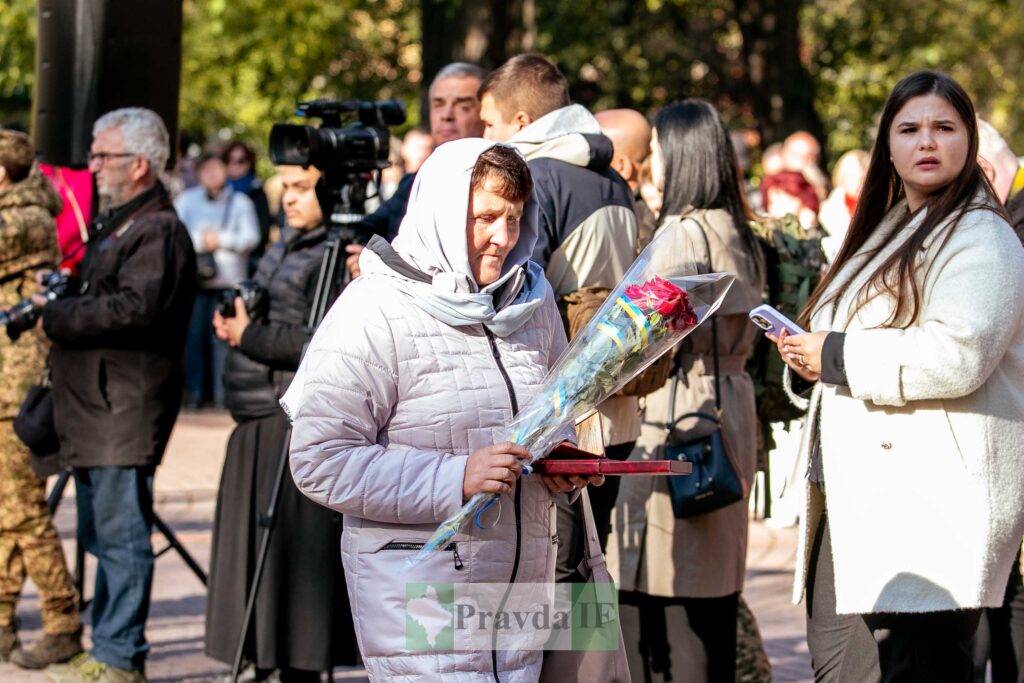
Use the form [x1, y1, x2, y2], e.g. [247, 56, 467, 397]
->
[734, 0, 824, 152]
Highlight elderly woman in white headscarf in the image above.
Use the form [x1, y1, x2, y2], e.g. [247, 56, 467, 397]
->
[283, 139, 591, 681]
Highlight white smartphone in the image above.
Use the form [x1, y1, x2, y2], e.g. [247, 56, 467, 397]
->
[749, 304, 805, 338]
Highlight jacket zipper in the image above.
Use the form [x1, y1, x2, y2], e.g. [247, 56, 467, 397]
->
[381, 541, 463, 571]
[483, 327, 522, 682]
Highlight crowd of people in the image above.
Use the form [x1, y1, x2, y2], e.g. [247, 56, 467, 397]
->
[0, 50, 1023, 683]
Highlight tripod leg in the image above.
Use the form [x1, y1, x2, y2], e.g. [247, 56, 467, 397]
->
[230, 432, 292, 682]
[47, 469, 71, 515]
[75, 520, 87, 610]
[152, 513, 208, 585]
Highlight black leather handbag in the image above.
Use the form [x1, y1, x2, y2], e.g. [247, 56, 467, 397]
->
[663, 219, 745, 518]
[13, 366, 64, 477]
[195, 194, 236, 282]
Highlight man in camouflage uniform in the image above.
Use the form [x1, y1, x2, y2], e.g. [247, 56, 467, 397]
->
[0, 130, 82, 667]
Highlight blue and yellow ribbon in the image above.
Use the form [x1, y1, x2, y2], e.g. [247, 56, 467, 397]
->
[615, 295, 651, 347]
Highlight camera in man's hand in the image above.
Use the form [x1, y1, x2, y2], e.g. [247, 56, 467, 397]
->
[217, 280, 269, 320]
[0, 270, 80, 341]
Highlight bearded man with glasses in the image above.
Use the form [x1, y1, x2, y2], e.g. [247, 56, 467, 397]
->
[36, 108, 196, 683]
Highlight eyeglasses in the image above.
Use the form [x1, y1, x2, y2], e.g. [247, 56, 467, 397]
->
[88, 151, 135, 165]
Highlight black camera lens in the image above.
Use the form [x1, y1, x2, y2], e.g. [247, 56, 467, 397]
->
[217, 290, 238, 319]
[4, 300, 41, 341]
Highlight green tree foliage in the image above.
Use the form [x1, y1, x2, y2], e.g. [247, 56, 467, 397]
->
[180, 0, 420, 162]
[805, 0, 1024, 159]
[3, 0, 1024, 172]
[0, 0, 37, 126]
[533, 0, 757, 128]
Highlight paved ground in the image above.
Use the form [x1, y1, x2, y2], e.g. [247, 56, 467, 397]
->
[0, 412, 812, 682]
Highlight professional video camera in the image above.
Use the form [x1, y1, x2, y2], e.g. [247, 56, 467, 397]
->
[268, 98, 406, 313]
[0, 270, 79, 342]
[270, 98, 406, 226]
[217, 280, 269, 320]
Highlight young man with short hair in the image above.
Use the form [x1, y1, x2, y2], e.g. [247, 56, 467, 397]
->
[480, 53, 640, 574]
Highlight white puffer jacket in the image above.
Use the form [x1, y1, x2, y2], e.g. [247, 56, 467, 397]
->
[283, 139, 569, 681]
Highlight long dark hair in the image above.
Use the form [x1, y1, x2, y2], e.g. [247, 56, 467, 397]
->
[800, 70, 1003, 328]
[653, 99, 762, 278]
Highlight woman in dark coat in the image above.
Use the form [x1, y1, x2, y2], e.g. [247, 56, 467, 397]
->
[205, 164, 357, 681]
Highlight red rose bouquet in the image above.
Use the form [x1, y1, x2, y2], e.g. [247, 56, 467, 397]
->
[408, 224, 735, 569]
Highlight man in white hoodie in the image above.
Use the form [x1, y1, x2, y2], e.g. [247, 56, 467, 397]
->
[479, 53, 639, 570]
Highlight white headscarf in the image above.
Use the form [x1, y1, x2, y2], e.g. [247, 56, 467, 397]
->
[364, 137, 548, 336]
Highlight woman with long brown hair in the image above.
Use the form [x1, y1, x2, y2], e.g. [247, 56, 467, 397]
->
[609, 98, 766, 682]
[775, 71, 1024, 681]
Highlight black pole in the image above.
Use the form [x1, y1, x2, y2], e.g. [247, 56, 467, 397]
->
[152, 514, 207, 585]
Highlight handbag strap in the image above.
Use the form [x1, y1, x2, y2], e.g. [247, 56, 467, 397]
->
[220, 192, 236, 234]
[665, 216, 721, 434]
[577, 489, 606, 581]
[577, 488, 604, 567]
[694, 218, 722, 412]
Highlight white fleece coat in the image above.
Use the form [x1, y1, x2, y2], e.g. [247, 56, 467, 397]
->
[789, 198, 1024, 615]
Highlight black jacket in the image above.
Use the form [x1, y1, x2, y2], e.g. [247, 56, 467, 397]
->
[524, 133, 637, 297]
[43, 183, 197, 468]
[223, 225, 328, 421]
[357, 172, 415, 242]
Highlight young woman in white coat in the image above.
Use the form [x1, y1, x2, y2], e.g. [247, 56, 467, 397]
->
[281, 140, 599, 682]
[775, 71, 1024, 682]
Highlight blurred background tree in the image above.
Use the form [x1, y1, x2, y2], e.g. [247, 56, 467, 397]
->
[0, 0, 36, 127]
[1, 0, 1022, 171]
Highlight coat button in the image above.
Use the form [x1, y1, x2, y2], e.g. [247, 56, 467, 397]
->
[881, 441, 892, 450]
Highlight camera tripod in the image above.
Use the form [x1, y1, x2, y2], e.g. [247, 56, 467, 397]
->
[228, 189, 361, 682]
[46, 467, 207, 608]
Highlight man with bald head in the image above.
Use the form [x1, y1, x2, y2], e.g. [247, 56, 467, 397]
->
[596, 109, 656, 251]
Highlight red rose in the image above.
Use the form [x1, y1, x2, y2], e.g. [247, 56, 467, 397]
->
[624, 276, 695, 331]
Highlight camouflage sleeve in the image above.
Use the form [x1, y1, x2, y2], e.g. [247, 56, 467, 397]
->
[0, 206, 60, 283]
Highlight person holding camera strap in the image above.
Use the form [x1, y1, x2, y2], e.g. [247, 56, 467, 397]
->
[38, 109, 196, 683]
[205, 164, 357, 681]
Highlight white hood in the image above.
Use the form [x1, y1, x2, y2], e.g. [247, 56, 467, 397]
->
[366, 137, 548, 337]
[509, 104, 602, 166]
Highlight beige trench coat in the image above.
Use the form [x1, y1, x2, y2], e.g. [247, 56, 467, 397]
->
[607, 208, 765, 598]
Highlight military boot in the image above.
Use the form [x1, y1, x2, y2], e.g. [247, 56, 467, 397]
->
[0, 624, 18, 661]
[11, 628, 83, 669]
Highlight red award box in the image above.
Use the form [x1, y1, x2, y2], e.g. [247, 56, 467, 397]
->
[531, 442, 692, 476]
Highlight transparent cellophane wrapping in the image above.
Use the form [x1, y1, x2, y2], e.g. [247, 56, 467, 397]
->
[407, 224, 736, 570]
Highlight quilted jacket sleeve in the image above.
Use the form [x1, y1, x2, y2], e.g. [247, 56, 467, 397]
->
[286, 278, 468, 524]
[843, 210, 1024, 406]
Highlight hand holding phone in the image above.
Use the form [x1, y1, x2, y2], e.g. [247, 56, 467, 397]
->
[749, 304, 805, 338]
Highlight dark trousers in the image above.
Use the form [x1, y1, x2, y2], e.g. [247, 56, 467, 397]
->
[620, 590, 739, 683]
[974, 548, 1024, 683]
[807, 514, 981, 682]
[185, 289, 229, 406]
[74, 466, 155, 671]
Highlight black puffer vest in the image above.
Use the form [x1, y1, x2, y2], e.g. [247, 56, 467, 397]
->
[223, 226, 328, 421]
